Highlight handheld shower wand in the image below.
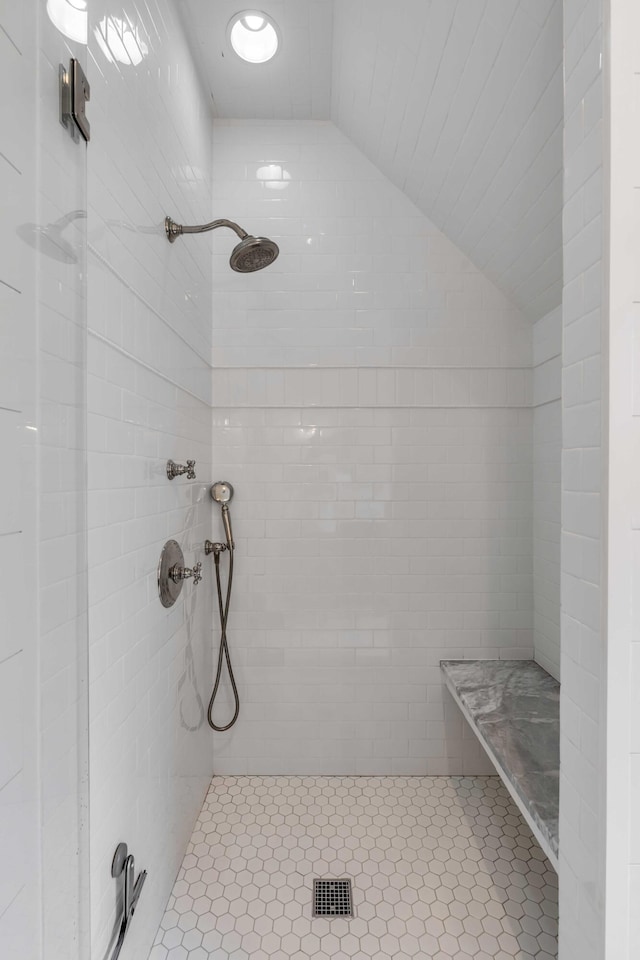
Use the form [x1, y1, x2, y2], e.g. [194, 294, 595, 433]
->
[211, 481, 235, 549]
[221, 506, 233, 551]
[205, 482, 239, 731]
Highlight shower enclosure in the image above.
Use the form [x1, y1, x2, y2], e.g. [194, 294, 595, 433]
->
[3, 1, 638, 959]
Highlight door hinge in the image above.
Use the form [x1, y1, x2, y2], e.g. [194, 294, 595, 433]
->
[60, 58, 90, 143]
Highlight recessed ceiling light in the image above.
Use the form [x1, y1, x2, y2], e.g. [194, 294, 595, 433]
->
[228, 10, 280, 64]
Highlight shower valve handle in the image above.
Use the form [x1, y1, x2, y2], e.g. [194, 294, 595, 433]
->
[166, 459, 196, 480]
[170, 561, 202, 585]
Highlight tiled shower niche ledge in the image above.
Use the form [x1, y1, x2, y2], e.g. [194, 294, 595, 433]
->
[441, 659, 559, 871]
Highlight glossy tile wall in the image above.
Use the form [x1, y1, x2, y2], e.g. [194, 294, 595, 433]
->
[1, 3, 89, 958]
[533, 306, 562, 680]
[86, 3, 213, 958]
[559, 1, 606, 957]
[209, 120, 533, 776]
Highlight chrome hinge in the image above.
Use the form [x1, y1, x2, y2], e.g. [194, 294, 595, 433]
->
[60, 58, 90, 142]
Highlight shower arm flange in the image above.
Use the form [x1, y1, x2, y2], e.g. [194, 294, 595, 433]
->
[164, 216, 248, 244]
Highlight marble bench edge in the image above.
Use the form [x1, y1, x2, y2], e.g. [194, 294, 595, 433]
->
[439, 658, 560, 874]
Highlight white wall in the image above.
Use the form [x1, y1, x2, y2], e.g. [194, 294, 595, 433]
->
[209, 119, 533, 776]
[607, 1, 640, 956]
[559, 1, 607, 957]
[1, 3, 89, 958]
[331, 0, 563, 322]
[533, 306, 562, 679]
[86, 3, 214, 958]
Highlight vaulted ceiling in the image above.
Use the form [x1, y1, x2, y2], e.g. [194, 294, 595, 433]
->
[178, 0, 563, 322]
[178, 0, 334, 119]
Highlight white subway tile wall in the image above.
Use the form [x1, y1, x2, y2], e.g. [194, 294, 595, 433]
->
[87, 3, 214, 958]
[209, 120, 533, 776]
[533, 306, 562, 680]
[1, 4, 90, 958]
[331, 0, 563, 322]
[0, 5, 39, 954]
[559, 1, 606, 958]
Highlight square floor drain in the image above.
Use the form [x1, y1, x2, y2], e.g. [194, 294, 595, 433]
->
[312, 878, 353, 918]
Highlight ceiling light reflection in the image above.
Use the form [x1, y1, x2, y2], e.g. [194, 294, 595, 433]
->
[95, 15, 148, 66]
[257, 164, 291, 190]
[46, 0, 88, 44]
[256, 165, 291, 181]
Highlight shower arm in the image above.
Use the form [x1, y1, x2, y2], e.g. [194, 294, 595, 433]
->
[164, 216, 248, 244]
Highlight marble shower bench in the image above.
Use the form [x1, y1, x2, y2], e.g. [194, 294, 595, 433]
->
[440, 659, 559, 871]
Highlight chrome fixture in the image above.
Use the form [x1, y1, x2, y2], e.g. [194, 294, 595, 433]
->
[211, 480, 234, 503]
[313, 878, 354, 918]
[205, 540, 227, 557]
[166, 459, 196, 480]
[164, 216, 279, 273]
[59, 58, 91, 142]
[158, 539, 202, 608]
[210, 480, 235, 549]
[109, 842, 146, 960]
[170, 561, 202, 585]
[206, 480, 239, 731]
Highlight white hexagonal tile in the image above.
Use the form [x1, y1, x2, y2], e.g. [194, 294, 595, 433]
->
[150, 776, 558, 959]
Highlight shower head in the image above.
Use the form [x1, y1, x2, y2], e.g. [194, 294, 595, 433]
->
[210, 481, 235, 548]
[210, 481, 234, 505]
[230, 235, 279, 273]
[165, 215, 279, 273]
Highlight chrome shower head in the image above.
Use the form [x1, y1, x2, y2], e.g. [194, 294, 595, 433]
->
[210, 481, 235, 549]
[230, 235, 279, 273]
[165, 215, 279, 272]
[210, 481, 234, 505]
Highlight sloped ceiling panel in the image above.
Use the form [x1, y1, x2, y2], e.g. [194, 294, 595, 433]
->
[331, 0, 563, 321]
[178, 0, 334, 120]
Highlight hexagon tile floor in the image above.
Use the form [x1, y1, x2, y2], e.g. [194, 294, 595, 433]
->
[150, 776, 558, 960]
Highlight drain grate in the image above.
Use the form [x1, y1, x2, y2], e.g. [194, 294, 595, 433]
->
[312, 878, 353, 918]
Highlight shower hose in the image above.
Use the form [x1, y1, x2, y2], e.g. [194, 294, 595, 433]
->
[207, 545, 240, 731]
